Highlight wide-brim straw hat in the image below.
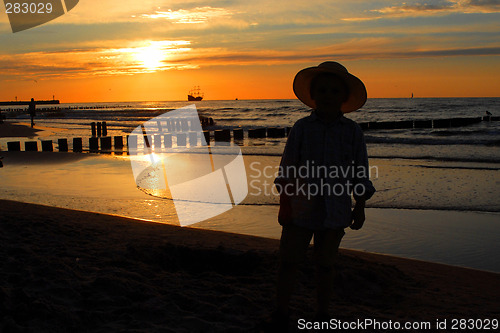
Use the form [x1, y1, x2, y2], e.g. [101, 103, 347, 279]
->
[293, 61, 367, 113]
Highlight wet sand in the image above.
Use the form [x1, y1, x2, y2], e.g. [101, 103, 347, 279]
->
[0, 199, 499, 332]
[0, 122, 41, 138]
[0, 121, 69, 145]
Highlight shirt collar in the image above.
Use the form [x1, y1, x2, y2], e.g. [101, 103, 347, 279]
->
[308, 110, 348, 125]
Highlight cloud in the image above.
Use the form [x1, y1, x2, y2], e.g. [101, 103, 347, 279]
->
[2, 31, 499, 81]
[1, 0, 498, 82]
[460, 0, 500, 12]
[376, 1, 457, 15]
[165, 42, 500, 67]
[341, 16, 383, 22]
[343, 0, 500, 21]
[54, 0, 251, 29]
[0, 40, 197, 80]
[140, 6, 233, 24]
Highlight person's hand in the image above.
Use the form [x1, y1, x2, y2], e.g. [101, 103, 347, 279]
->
[350, 201, 365, 230]
[278, 194, 293, 226]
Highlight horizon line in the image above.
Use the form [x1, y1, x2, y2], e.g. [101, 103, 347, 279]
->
[2, 96, 498, 104]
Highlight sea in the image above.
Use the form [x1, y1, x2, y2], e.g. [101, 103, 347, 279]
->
[2, 97, 499, 162]
[1, 98, 500, 272]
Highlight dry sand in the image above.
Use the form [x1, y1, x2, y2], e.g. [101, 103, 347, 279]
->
[0, 199, 498, 332]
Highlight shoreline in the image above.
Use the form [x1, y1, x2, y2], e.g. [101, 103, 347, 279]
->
[2, 150, 498, 212]
[1, 199, 498, 332]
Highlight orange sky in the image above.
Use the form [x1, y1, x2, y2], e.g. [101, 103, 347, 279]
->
[1, 0, 499, 102]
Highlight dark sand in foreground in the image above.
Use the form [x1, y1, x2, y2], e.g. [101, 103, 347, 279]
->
[0, 199, 499, 332]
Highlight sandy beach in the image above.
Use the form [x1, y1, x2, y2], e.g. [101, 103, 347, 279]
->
[1, 199, 499, 332]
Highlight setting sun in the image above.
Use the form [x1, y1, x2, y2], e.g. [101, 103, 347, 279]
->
[111, 40, 194, 75]
[133, 42, 169, 72]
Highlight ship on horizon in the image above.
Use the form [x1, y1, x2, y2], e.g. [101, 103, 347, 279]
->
[188, 86, 204, 101]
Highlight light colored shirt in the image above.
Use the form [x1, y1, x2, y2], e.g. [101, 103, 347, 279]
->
[275, 111, 375, 230]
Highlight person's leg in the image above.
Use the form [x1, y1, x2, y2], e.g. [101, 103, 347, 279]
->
[276, 224, 313, 315]
[313, 228, 345, 316]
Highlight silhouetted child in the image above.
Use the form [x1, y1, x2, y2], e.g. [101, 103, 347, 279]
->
[269, 61, 375, 331]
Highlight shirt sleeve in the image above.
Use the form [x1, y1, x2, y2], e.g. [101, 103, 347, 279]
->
[352, 125, 376, 201]
[274, 122, 301, 186]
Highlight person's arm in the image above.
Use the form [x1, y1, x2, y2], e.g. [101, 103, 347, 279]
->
[350, 125, 375, 230]
[350, 198, 366, 230]
[275, 123, 301, 225]
[278, 191, 293, 225]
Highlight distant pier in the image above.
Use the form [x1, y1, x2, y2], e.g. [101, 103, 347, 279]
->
[0, 99, 60, 106]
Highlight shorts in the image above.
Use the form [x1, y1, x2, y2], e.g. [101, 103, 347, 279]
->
[279, 224, 345, 268]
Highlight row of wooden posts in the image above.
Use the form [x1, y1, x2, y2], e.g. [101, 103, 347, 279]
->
[5, 116, 498, 152]
[90, 118, 215, 137]
[358, 116, 498, 130]
[91, 116, 499, 138]
[6, 136, 132, 152]
[4, 127, 290, 152]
